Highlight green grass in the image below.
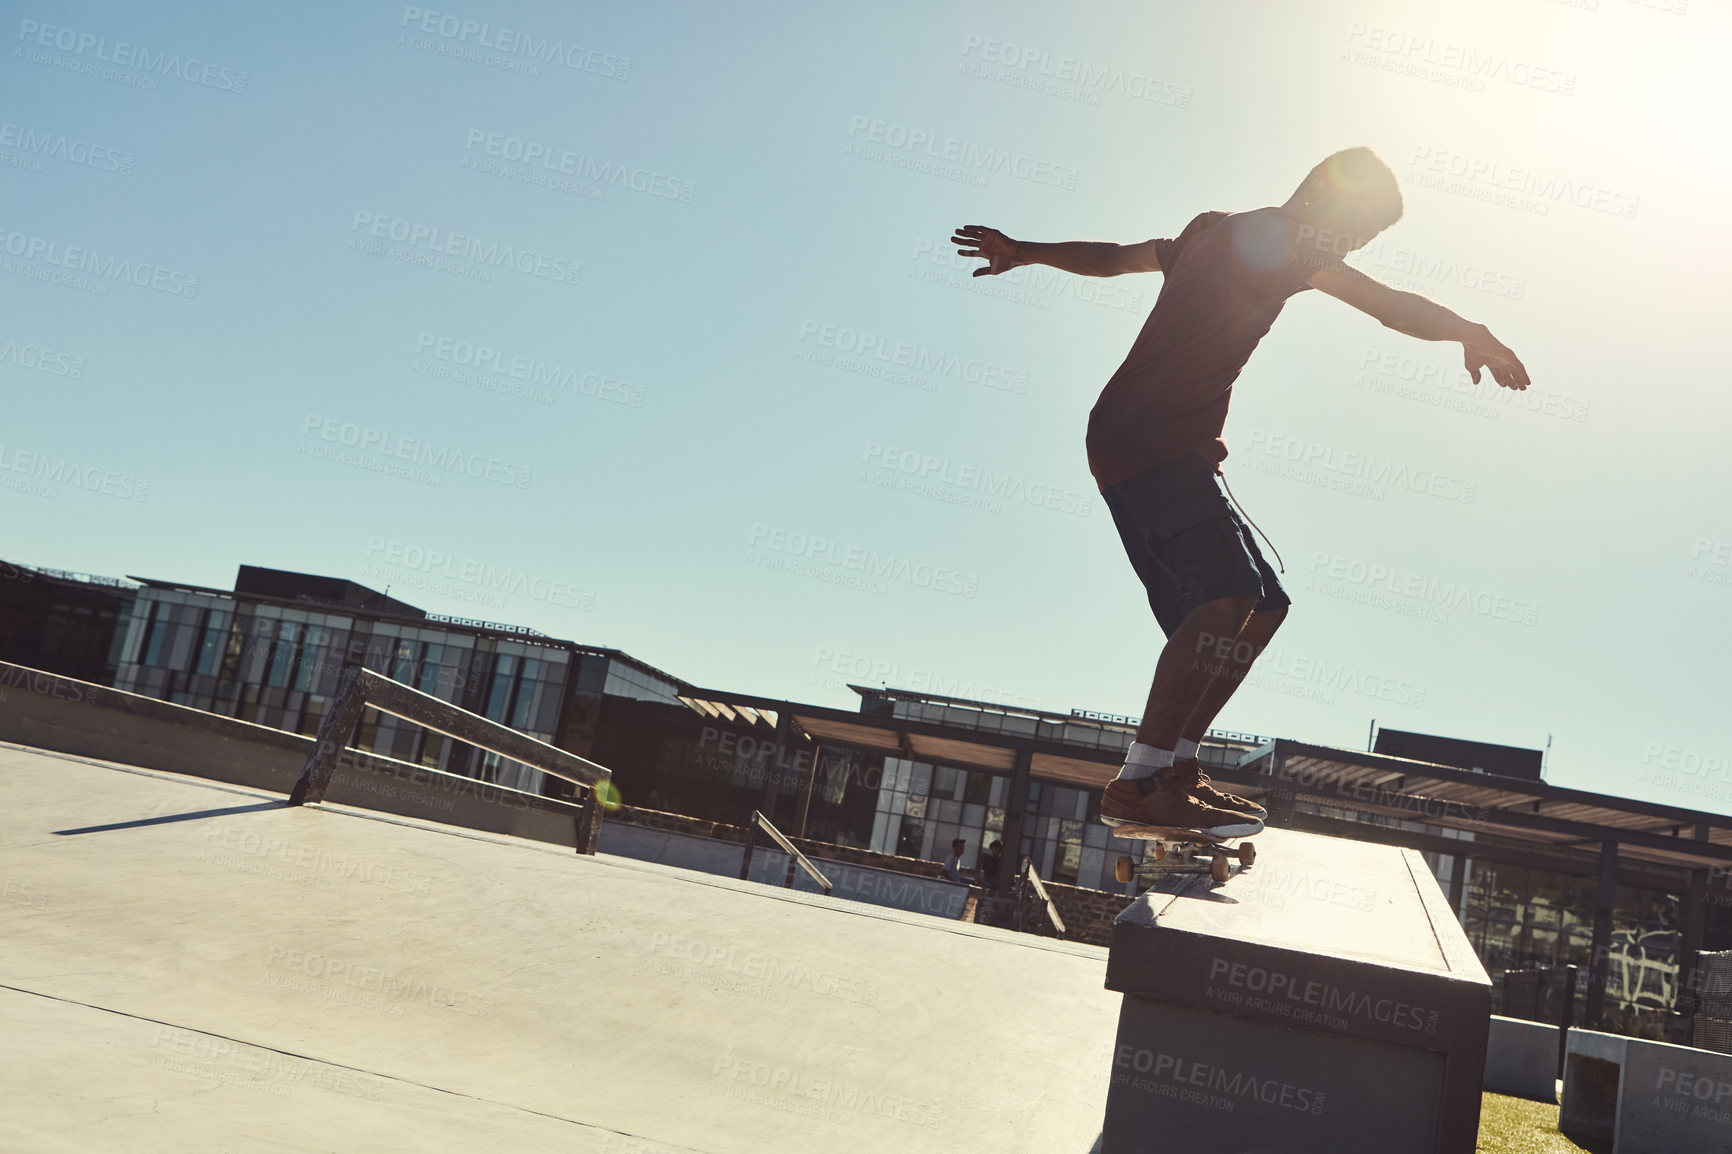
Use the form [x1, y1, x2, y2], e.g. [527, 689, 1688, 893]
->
[1477, 1092, 1611, 1154]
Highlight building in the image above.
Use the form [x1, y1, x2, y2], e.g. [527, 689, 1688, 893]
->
[0, 560, 135, 685]
[3, 556, 1730, 1041]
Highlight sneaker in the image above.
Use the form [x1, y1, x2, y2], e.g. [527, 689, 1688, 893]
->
[1101, 767, 1264, 839]
[1167, 757, 1268, 820]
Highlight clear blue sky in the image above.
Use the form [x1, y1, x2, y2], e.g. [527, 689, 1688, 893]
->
[4, 0, 1729, 811]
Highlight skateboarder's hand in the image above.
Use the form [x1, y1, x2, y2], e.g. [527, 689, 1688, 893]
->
[1463, 332, 1530, 391]
[952, 225, 1023, 277]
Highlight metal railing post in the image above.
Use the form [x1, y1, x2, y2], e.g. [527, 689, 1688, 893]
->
[739, 816, 759, 881]
[574, 787, 603, 854]
[1016, 858, 1066, 939]
[1014, 858, 1029, 934]
[1558, 964, 1579, 1080]
[289, 666, 367, 807]
[745, 810, 832, 895]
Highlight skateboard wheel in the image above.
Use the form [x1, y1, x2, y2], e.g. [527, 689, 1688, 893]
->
[1210, 854, 1230, 885]
[1238, 842, 1256, 866]
[1151, 841, 1167, 862]
[1114, 855, 1134, 884]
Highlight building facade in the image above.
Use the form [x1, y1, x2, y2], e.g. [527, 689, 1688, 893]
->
[3, 556, 1728, 1040]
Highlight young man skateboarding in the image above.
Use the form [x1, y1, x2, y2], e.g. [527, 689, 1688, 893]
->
[953, 147, 1528, 841]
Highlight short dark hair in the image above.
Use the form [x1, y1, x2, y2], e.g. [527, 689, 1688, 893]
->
[952, 838, 967, 847]
[1294, 147, 1403, 233]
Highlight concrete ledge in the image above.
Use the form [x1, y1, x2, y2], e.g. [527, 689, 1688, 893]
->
[1561, 1027, 1732, 1153]
[1560, 1029, 1624, 1144]
[598, 819, 971, 919]
[1483, 1016, 1558, 1101]
[598, 820, 746, 876]
[0, 660, 581, 848]
[746, 850, 969, 919]
[1103, 827, 1490, 1154]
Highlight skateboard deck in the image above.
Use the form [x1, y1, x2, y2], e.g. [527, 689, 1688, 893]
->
[1110, 825, 1256, 886]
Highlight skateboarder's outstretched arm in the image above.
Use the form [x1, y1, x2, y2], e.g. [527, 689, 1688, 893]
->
[951, 225, 1162, 279]
[1309, 262, 1530, 390]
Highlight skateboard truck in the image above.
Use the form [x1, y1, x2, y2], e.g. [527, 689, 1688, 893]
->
[1113, 829, 1256, 887]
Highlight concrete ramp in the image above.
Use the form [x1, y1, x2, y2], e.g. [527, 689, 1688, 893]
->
[0, 742, 1116, 1153]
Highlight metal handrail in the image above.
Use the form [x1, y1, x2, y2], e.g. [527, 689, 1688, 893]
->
[739, 809, 833, 896]
[1018, 859, 1067, 938]
[288, 666, 612, 852]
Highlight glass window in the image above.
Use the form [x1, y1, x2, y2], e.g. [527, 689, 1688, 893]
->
[896, 818, 925, 859]
[910, 762, 932, 795]
[141, 600, 168, 666]
[265, 621, 297, 688]
[934, 764, 957, 797]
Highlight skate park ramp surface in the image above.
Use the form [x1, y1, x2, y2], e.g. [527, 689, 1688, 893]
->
[0, 742, 1117, 1153]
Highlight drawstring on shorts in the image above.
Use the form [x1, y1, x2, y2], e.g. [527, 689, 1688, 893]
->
[1218, 469, 1285, 575]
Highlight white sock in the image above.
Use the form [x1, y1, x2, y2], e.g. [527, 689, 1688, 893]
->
[1174, 738, 1199, 761]
[1115, 742, 1175, 781]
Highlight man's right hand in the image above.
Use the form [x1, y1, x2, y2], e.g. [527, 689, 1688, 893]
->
[952, 225, 1023, 277]
[1463, 329, 1530, 391]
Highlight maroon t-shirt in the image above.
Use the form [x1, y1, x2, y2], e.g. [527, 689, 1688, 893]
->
[1085, 207, 1337, 491]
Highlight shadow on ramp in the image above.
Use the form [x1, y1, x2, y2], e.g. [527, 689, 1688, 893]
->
[53, 800, 287, 836]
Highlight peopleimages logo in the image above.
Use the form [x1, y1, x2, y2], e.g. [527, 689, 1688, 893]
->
[1355, 347, 1590, 424]
[746, 523, 980, 599]
[845, 114, 1080, 190]
[1344, 23, 1578, 96]
[0, 228, 199, 297]
[957, 34, 1193, 109]
[1642, 742, 1729, 782]
[462, 129, 693, 203]
[398, 7, 631, 79]
[263, 945, 495, 1018]
[16, 18, 250, 92]
[1206, 958, 1441, 1036]
[1244, 428, 1477, 504]
[0, 335, 84, 378]
[1409, 146, 1640, 220]
[1349, 238, 1526, 300]
[1689, 537, 1731, 588]
[1248, 644, 1427, 709]
[0, 443, 148, 501]
[0, 121, 134, 173]
[298, 414, 533, 489]
[1308, 550, 1540, 627]
[1111, 1044, 1327, 1115]
[363, 537, 596, 610]
[861, 442, 1091, 516]
[798, 320, 1030, 395]
[413, 332, 643, 406]
[349, 211, 580, 286]
[710, 1057, 943, 1128]
[647, 932, 880, 1006]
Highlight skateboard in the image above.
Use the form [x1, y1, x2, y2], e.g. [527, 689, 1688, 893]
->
[1111, 825, 1256, 887]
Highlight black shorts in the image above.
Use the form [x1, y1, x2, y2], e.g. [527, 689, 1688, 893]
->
[1101, 455, 1290, 637]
